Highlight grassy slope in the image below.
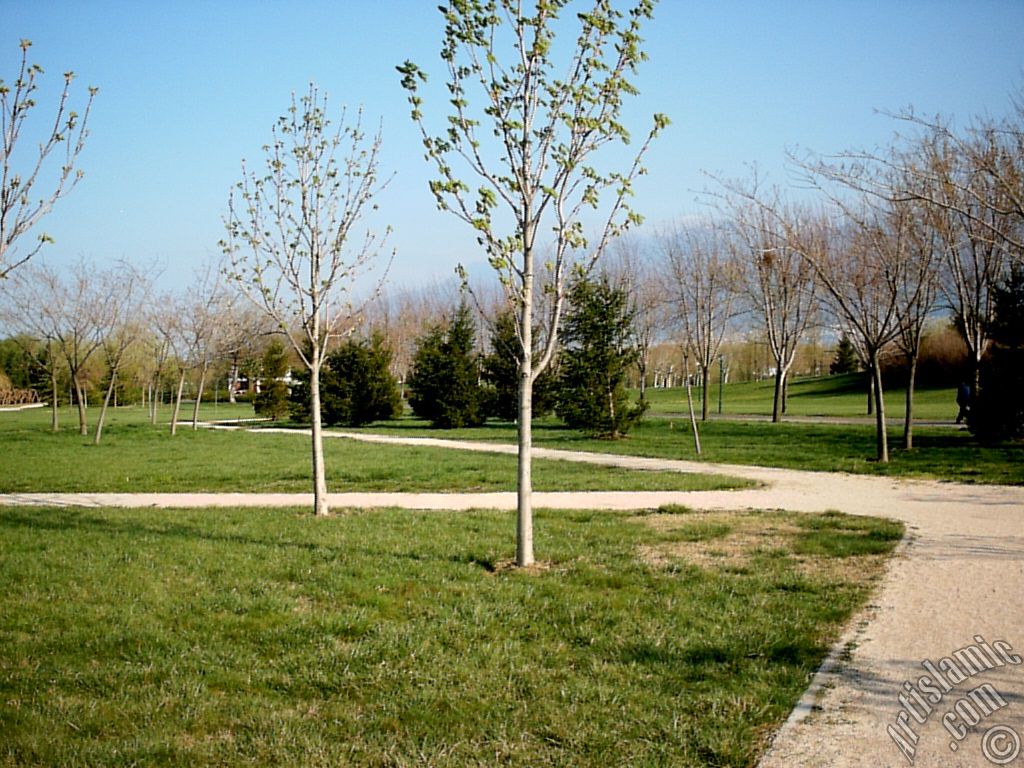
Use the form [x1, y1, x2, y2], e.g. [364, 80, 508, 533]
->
[642, 373, 955, 420]
[0, 505, 903, 767]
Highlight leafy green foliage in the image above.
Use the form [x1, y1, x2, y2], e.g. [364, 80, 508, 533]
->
[480, 309, 558, 422]
[408, 303, 487, 428]
[291, 335, 401, 427]
[829, 333, 860, 375]
[253, 340, 290, 421]
[970, 264, 1024, 442]
[556, 276, 645, 437]
[0, 336, 43, 390]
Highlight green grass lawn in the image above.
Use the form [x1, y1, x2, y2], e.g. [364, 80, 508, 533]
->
[0, 405, 750, 494]
[342, 416, 1023, 485]
[642, 373, 956, 421]
[0, 504, 903, 767]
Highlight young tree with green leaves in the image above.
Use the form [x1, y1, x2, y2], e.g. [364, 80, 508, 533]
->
[398, 0, 667, 565]
[222, 85, 391, 517]
[408, 303, 486, 429]
[556, 275, 645, 437]
[1, 40, 97, 281]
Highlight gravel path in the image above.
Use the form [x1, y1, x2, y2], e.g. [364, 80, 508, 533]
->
[3, 427, 1022, 767]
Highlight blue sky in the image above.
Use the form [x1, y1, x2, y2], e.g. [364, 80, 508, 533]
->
[4, 0, 1023, 294]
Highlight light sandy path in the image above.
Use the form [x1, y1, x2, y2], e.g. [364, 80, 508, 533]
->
[3, 427, 1022, 767]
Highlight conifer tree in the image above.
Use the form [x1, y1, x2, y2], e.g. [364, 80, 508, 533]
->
[407, 303, 486, 428]
[556, 276, 645, 438]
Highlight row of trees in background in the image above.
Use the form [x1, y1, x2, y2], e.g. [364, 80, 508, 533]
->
[2, 13, 1022, 566]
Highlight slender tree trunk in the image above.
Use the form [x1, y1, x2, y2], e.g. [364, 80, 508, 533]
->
[903, 355, 918, 450]
[517, 367, 535, 566]
[309, 354, 329, 517]
[228, 356, 239, 404]
[700, 363, 710, 421]
[94, 371, 117, 446]
[191, 362, 208, 429]
[49, 362, 59, 433]
[684, 354, 701, 456]
[781, 373, 789, 415]
[771, 366, 785, 423]
[871, 352, 889, 463]
[170, 369, 186, 436]
[637, 360, 647, 403]
[866, 368, 875, 416]
[73, 375, 88, 436]
[150, 361, 165, 424]
[516, 261, 535, 567]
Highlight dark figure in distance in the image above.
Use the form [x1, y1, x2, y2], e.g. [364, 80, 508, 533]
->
[956, 382, 972, 424]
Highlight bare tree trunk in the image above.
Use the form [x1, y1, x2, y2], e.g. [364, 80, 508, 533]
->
[516, 369, 535, 566]
[781, 373, 789, 414]
[684, 354, 701, 456]
[49, 362, 59, 433]
[170, 369, 186, 436]
[903, 355, 918, 450]
[228, 355, 239, 404]
[700, 364, 710, 421]
[94, 371, 117, 445]
[516, 269, 535, 567]
[770, 368, 782, 423]
[871, 353, 889, 463]
[866, 368, 875, 416]
[191, 362, 208, 429]
[309, 351, 329, 517]
[73, 375, 88, 435]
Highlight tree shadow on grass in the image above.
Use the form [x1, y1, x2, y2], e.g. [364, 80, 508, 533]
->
[0, 506, 473, 568]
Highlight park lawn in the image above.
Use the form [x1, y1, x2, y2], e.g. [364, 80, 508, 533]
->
[0, 406, 750, 494]
[0, 504, 903, 767]
[641, 373, 956, 421]
[345, 416, 1024, 485]
[527, 419, 1024, 484]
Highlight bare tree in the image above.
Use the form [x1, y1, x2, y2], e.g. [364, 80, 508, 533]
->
[1, 40, 97, 280]
[663, 220, 739, 421]
[891, 200, 939, 449]
[893, 105, 1023, 254]
[363, 279, 463, 396]
[8, 260, 110, 435]
[398, 1, 667, 565]
[223, 85, 391, 517]
[607, 235, 670, 402]
[800, 107, 1020, 392]
[218, 303, 276, 404]
[723, 184, 821, 422]
[166, 266, 230, 436]
[795, 211, 907, 463]
[93, 266, 148, 444]
[925, 155, 1012, 394]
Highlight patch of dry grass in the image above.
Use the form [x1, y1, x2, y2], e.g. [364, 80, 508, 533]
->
[636, 508, 899, 585]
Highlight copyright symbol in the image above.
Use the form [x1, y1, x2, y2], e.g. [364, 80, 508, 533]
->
[982, 725, 1021, 765]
